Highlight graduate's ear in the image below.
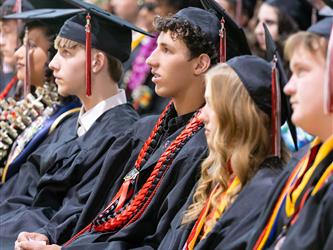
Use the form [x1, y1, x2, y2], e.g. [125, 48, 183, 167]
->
[91, 51, 107, 73]
[193, 53, 211, 76]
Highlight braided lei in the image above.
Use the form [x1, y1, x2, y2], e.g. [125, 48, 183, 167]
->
[65, 102, 204, 245]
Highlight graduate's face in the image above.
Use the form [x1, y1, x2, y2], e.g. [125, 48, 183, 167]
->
[199, 83, 218, 142]
[284, 46, 327, 136]
[49, 45, 86, 97]
[146, 31, 197, 98]
[254, 3, 279, 51]
[0, 20, 19, 67]
[14, 27, 50, 87]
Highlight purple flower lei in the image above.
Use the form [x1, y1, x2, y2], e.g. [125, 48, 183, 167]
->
[127, 35, 157, 92]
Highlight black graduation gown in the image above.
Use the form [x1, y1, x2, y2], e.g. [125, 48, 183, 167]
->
[61, 111, 208, 249]
[0, 104, 139, 246]
[273, 174, 333, 250]
[156, 157, 283, 250]
[245, 144, 333, 250]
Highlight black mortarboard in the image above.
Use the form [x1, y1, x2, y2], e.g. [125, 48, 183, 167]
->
[174, 7, 220, 49]
[263, 22, 298, 153]
[265, 0, 312, 30]
[4, 8, 82, 33]
[324, 0, 333, 8]
[227, 55, 287, 156]
[60, 0, 151, 96]
[0, 0, 33, 17]
[200, 0, 251, 62]
[0, 0, 76, 18]
[227, 55, 273, 117]
[307, 17, 333, 38]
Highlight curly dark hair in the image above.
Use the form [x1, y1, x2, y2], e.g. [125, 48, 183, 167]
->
[154, 15, 219, 66]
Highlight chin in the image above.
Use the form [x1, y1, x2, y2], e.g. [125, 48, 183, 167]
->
[16, 72, 24, 81]
[57, 88, 69, 97]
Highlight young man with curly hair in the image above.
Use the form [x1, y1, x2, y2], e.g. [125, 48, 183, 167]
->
[15, 6, 249, 249]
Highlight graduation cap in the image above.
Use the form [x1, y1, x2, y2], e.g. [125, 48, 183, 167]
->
[200, 0, 251, 62]
[227, 55, 289, 156]
[174, 7, 221, 51]
[263, 22, 298, 154]
[307, 16, 333, 38]
[265, 0, 312, 30]
[0, 0, 33, 17]
[0, 0, 76, 17]
[324, 0, 333, 8]
[4, 6, 82, 97]
[59, 0, 152, 96]
[3, 8, 83, 32]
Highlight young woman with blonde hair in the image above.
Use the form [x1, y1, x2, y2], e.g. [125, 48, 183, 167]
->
[158, 55, 289, 250]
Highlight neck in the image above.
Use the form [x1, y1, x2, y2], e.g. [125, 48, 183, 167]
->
[80, 77, 119, 111]
[172, 80, 205, 116]
[316, 118, 333, 143]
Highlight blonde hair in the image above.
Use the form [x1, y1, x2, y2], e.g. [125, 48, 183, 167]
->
[182, 63, 273, 225]
[54, 35, 83, 50]
[284, 31, 328, 61]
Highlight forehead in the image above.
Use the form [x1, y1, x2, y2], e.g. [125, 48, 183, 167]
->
[258, 4, 278, 20]
[290, 45, 326, 69]
[27, 27, 46, 38]
[157, 31, 189, 51]
[0, 19, 17, 32]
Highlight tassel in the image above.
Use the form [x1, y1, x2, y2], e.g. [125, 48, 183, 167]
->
[235, 0, 242, 26]
[311, 7, 317, 25]
[85, 13, 92, 96]
[23, 27, 30, 98]
[13, 0, 21, 13]
[219, 17, 226, 63]
[271, 55, 281, 157]
[324, 26, 333, 115]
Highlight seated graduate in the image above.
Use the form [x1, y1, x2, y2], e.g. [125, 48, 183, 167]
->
[0, 1, 151, 246]
[248, 17, 333, 250]
[158, 54, 291, 250]
[0, 4, 82, 183]
[14, 2, 251, 250]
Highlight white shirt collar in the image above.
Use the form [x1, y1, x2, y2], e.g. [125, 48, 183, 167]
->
[77, 89, 127, 137]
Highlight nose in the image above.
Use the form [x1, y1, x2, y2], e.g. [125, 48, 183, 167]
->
[48, 52, 59, 71]
[146, 47, 158, 68]
[0, 32, 5, 47]
[14, 45, 25, 61]
[254, 20, 264, 36]
[283, 75, 296, 97]
[198, 104, 209, 124]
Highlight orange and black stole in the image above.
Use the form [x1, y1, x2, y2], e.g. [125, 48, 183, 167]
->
[254, 136, 333, 249]
[65, 101, 204, 245]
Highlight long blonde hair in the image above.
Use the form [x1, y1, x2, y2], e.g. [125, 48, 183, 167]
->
[182, 63, 273, 225]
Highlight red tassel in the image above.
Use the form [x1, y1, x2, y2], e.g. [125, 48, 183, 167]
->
[324, 26, 333, 115]
[23, 27, 31, 98]
[85, 13, 92, 96]
[219, 18, 226, 63]
[235, 0, 242, 26]
[13, 0, 21, 13]
[311, 7, 317, 25]
[271, 55, 281, 157]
